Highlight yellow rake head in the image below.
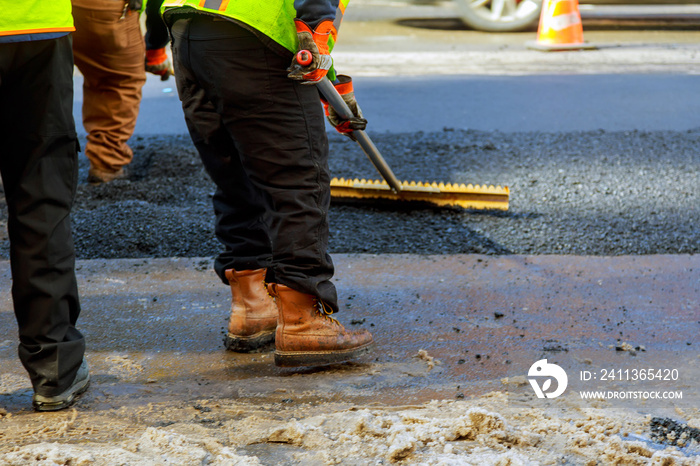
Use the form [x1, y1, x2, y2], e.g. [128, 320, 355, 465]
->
[330, 178, 509, 210]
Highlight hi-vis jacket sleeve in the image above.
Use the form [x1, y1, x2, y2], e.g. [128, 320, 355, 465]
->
[145, 0, 169, 49]
[294, 0, 344, 29]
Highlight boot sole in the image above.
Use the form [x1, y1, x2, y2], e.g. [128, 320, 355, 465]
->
[225, 329, 275, 353]
[33, 378, 90, 412]
[274, 342, 374, 367]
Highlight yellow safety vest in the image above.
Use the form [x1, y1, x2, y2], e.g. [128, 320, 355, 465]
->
[0, 0, 74, 37]
[161, 0, 348, 53]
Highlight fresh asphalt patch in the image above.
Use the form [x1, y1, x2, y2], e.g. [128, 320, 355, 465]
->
[3, 128, 695, 259]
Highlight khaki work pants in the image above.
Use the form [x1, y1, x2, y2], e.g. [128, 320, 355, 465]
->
[72, 0, 146, 174]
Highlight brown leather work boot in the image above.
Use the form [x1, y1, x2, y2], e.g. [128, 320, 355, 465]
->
[224, 268, 277, 352]
[269, 283, 374, 367]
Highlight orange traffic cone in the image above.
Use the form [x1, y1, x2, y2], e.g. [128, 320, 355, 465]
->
[527, 0, 596, 51]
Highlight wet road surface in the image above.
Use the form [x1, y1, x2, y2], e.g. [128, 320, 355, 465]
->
[1, 254, 697, 415]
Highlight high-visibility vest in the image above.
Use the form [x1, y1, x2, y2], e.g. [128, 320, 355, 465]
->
[161, 0, 348, 53]
[0, 0, 74, 38]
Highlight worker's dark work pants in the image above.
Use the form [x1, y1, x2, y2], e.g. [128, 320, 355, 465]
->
[169, 16, 339, 312]
[0, 35, 85, 396]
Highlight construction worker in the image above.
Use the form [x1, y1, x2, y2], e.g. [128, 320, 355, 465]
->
[160, 0, 373, 367]
[72, 0, 172, 184]
[0, 1, 89, 410]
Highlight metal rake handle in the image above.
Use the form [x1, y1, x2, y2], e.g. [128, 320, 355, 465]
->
[316, 77, 403, 193]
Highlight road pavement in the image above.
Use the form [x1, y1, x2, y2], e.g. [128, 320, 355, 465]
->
[84, 72, 700, 134]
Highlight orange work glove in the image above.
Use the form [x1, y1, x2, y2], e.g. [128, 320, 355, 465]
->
[321, 75, 367, 138]
[287, 19, 336, 83]
[145, 47, 174, 81]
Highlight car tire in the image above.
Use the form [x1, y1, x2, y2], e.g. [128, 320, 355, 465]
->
[453, 0, 542, 32]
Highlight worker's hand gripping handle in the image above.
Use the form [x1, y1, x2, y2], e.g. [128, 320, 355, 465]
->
[295, 51, 403, 193]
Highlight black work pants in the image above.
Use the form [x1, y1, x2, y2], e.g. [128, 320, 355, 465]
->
[0, 35, 85, 396]
[169, 16, 339, 312]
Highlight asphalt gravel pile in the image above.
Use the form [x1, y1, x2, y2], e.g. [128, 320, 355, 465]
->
[0, 128, 698, 259]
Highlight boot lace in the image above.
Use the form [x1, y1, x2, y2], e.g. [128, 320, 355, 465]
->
[263, 279, 275, 300]
[316, 299, 340, 326]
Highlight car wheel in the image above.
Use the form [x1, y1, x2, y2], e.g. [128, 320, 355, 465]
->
[453, 0, 542, 32]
